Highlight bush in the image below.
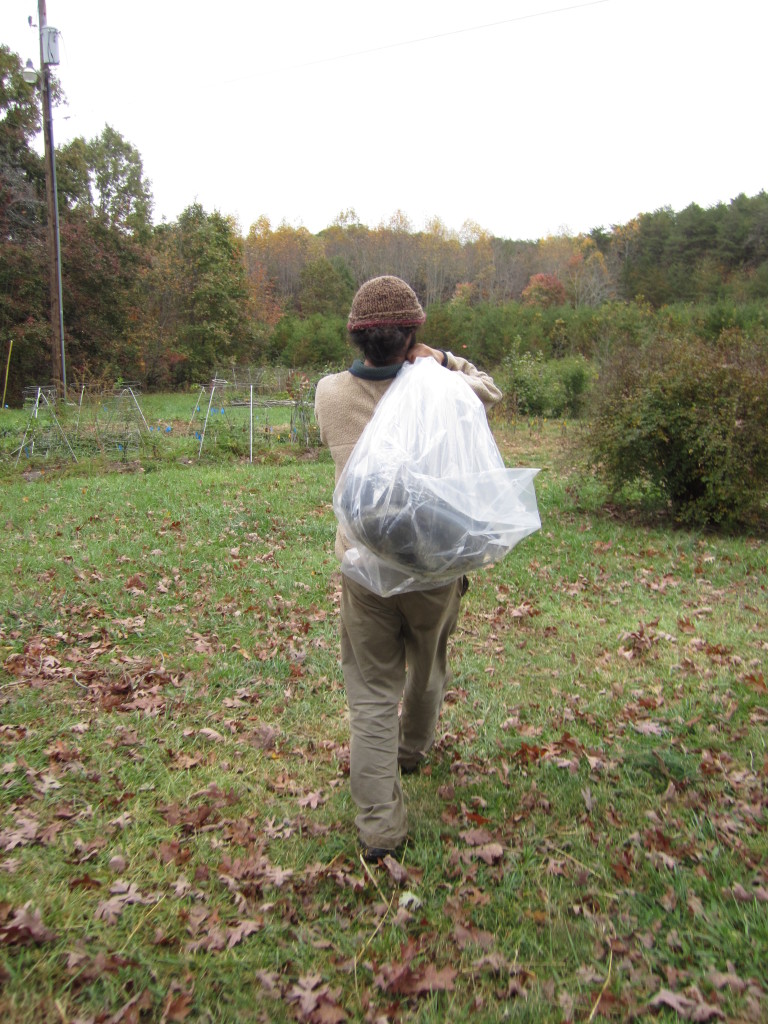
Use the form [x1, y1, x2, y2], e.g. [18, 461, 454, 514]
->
[586, 328, 768, 527]
[265, 314, 349, 367]
[496, 348, 594, 419]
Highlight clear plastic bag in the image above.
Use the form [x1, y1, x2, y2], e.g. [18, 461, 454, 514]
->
[334, 357, 540, 596]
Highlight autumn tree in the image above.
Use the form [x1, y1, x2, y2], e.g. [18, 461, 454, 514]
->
[319, 210, 377, 286]
[597, 217, 639, 297]
[245, 217, 321, 304]
[245, 259, 283, 335]
[375, 210, 418, 283]
[459, 220, 495, 302]
[54, 136, 92, 212]
[521, 273, 567, 308]
[489, 237, 537, 302]
[58, 125, 153, 238]
[0, 45, 43, 170]
[297, 256, 355, 317]
[59, 210, 149, 381]
[47, 129, 154, 380]
[418, 216, 462, 306]
[140, 204, 256, 385]
[0, 46, 50, 398]
[566, 238, 614, 306]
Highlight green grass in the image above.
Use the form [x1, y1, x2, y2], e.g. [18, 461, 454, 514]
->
[0, 416, 766, 1023]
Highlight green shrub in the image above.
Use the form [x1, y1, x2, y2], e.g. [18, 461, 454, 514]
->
[586, 328, 768, 527]
[496, 348, 594, 418]
[266, 313, 349, 367]
[506, 351, 556, 416]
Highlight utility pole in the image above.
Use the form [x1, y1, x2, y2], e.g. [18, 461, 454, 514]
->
[37, 0, 66, 397]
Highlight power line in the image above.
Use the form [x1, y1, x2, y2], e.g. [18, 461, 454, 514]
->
[44, 1, 613, 130]
[285, 0, 611, 73]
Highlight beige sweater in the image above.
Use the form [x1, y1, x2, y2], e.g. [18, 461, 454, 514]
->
[314, 353, 502, 560]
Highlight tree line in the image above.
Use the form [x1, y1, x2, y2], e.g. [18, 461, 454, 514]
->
[2, 45, 768, 403]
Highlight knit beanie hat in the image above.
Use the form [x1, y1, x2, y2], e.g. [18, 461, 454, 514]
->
[347, 276, 426, 332]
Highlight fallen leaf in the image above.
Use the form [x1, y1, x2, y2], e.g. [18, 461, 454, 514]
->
[377, 961, 457, 996]
[161, 991, 194, 1023]
[198, 728, 225, 742]
[473, 842, 504, 865]
[633, 720, 665, 736]
[0, 903, 57, 946]
[95, 881, 155, 925]
[382, 855, 410, 884]
[287, 972, 325, 1015]
[297, 790, 326, 809]
[227, 919, 263, 948]
[312, 1001, 348, 1023]
[707, 968, 747, 994]
[647, 988, 725, 1020]
[459, 827, 494, 846]
[453, 923, 495, 950]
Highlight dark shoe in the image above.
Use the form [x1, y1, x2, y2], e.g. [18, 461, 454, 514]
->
[361, 844, 395, 863]
[399, 761, 421, 775]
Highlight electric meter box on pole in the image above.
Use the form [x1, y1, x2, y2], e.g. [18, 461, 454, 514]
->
[41, 26, 60, 66]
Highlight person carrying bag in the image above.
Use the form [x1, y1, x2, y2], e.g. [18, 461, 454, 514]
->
[315, 276, 539, 862]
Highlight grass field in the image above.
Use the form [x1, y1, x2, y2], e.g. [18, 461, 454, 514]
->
[0, 414, 766, 1023]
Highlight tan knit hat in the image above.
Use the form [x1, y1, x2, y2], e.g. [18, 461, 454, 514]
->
[347, 276, 426, 332]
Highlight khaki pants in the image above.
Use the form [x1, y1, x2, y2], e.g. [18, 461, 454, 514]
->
[340, 575, 463, 849]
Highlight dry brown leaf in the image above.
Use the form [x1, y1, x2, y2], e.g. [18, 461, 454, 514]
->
[198, 727, 225, 742]
[707, 969, 747, 994]
[298, 790, 326, 809]
[382, 855, 410, 885]
[459, 827, 494, 846]
[95, 881, 154, 925]
[473, 842, 504, 865]
[160, 991, 194, 1023]
[226, 919, 263, 948]
[312, 1001, 348, 1023]
[0, 903, 57, 946]
[647, 988, 725, 1020]
[453, 923, 495, 950]
[381, 963, 457, 996]
[124, 574, 147, 591]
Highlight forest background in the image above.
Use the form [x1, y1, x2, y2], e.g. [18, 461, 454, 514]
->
[2, 43, 768, 407]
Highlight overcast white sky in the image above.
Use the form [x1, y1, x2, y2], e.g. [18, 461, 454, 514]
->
[3, 0, 766, 241]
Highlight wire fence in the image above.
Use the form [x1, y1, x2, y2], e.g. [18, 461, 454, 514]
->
[2, 373, 319, 468]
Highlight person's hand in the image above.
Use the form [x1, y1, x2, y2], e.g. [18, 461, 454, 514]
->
[406, 342, 444, 365]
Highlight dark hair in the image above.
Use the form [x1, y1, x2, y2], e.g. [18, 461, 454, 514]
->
[349, 325, 416, 367]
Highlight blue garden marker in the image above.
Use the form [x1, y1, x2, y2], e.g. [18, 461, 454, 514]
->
[118, 444, 123, 451]
[165, 426, 171, 433]
[195, 431, 201, 440]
